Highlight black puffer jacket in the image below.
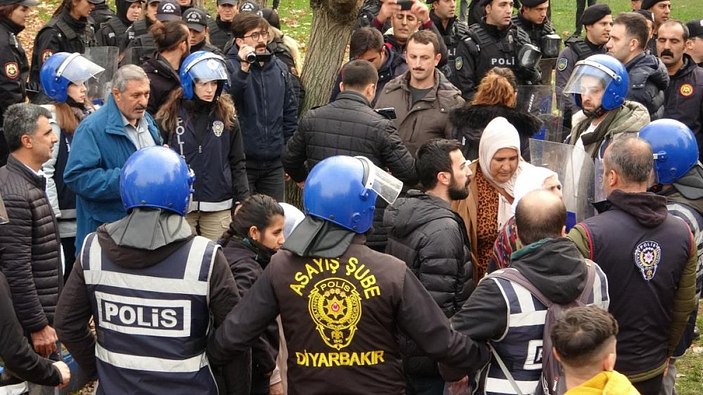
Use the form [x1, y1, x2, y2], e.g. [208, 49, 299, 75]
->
[142, 54, 180, 114]
[449, 104, 542, 161]
[283, 91, 417, 252]
[220, 236, 278, 394]
[625, 52, 669, 120]
[0, 155, 61, 332]
[384, 190, 474, 376]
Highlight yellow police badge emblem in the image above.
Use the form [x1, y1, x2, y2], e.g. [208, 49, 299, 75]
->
[633, 240, 661, 281]
[4, 62, 18, 80]
[308, 277, 362, 350]
[680, 84, 694, 97]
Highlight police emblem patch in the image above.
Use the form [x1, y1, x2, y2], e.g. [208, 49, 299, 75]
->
[212, 121, 224, 137]
[557, 57, 568, 72]
[308, 277, 362, 351]
[680, 83, 694, 97]
[455, 56, 463, 71]
[4, 62, 19, 79]
[633, 240, 661, 281]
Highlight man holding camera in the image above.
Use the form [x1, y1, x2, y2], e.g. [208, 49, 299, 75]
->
[450, 0, 542, 100]
[227, 12, 298, 202]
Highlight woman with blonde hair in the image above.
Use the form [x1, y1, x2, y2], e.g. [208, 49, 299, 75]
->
[156, 51, 249, 240]
[449, 67, 542, 161]
[453, 116, 534, 281]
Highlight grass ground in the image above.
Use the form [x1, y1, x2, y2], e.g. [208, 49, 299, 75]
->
[20, 0, 703, 393]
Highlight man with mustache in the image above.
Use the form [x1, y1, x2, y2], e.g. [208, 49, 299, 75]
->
[658, 20, 703, 161]
[376, 30, 464, 158]
[384, 138, 475, 394]
[63, 65, 163, 254]
[225, 11, 298, 202]
[450, 0, 541, 100]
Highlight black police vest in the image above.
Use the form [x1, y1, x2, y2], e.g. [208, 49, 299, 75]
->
[54, 130, 76, 216]
[565, 36, 596, 61]
[81, 233, 219, 395]
[467, 23, 520, 75]
[207, 18, 232, 52]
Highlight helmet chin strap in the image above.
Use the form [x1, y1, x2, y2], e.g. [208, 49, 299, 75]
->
[583, 106, 607, 118]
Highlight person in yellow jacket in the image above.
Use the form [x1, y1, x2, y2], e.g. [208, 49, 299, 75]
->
[552, 305, 640, 395]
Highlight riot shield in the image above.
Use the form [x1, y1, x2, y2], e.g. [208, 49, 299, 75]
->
[83, 46, 119, 106]
[121, 46, 156, 68]
[538, 58, 557, 85]
[529, 138, 595, 229]
[516, 85, 566, 143]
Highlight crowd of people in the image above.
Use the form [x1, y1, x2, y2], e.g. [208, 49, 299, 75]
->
[0, 0, 702, 394]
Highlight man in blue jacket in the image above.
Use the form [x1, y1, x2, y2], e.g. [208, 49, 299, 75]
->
[64, 65, 163, 254]
[226, 12, 298, 202]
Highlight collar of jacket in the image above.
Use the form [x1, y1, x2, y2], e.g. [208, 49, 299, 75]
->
[103, 94, 160, 142]
[429, 10, 455, 36]
[6, 154, 46, 189]
[336, 91, 371, 107]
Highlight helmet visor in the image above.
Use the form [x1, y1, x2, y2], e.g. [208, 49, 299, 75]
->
[187, 57, 228, 83]
[59, 53, 105, 84]
[356, 156, 403, 205]
[562, 60, 616, 96]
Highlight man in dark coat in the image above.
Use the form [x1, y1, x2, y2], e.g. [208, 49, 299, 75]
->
[283, 60, 416, 253]
[0, 104, 61, 370]
[385, 138, 474, 394]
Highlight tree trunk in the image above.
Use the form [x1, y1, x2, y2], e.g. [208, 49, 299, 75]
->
[286, 0, 361, 207]
[299, 0, 362, 114]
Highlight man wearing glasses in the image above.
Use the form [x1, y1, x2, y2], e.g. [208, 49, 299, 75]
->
[226, 12, 298, 202]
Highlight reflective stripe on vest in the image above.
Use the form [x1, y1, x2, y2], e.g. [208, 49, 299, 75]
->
[81, 233, 218, 393]
[482, 265, 609, 395]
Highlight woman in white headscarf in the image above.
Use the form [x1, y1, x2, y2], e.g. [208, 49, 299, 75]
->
[488, 166, 562, 273]
[453, 117, 533, 281]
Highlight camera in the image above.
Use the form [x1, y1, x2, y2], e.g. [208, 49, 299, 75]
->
[245, 51, 258, 64]
[244, 51, 273, 64]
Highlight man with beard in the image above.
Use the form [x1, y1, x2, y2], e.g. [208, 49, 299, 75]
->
[605, 12, 669, 120]
[641, 0, 670, 54]
[225, 11, 297, 202]
[657, 20, 703, 161]
[376, 30, 464, 158]
[556, 3, 611, 129]
[385, 138, 475, 394]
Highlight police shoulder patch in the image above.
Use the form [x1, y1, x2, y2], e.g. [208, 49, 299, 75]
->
[633, 240, 661, 281]
[4, 62, 19, 79]
[455, 56, 463, 71]
[557, 57, 568, 72]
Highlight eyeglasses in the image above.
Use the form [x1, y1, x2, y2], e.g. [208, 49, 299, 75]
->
[243, 30, 270, 41]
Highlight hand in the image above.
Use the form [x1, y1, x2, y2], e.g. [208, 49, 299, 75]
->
[377, 0, 401, 22]
[269, 382, 284, 395]
[446, 375, 470, 395]
[237, 44, 255, 72]
[53, 361, 71, 388]
[31, 325, 58, 357]
[411, 0, 429, 23]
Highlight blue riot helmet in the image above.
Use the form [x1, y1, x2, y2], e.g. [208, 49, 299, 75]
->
[303, 156, 403, 234]
[179, 51, 229, 100]
[40, 52, 105, 103]
[639, 119, 699, 185]
[563, 54, 629, 113]
[120, 147, 195, 216]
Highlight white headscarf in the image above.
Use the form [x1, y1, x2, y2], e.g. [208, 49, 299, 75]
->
[511, 166, 560, 215]
[478, 117, 533, 228]
[279, 203, 305, 238]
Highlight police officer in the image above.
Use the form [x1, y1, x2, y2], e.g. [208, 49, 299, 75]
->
[30, 0, 100, 97]
[97, 0, 143, 47]
[428, 0, 470, 83]
[451, 0, 541, 100]
[639, 119, 703, 395]
[207, 155, 489, 394]
[120, 0, 160, 52]
[556, 3, 611, 129]
[511, 0, 559, 58]
[208, 0, 237, 52]
[55, 146, 241, 394]
[0, 0, 39, 166]
[183, 7, 222, 54]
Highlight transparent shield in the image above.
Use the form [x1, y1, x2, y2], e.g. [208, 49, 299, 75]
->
[562, 62, 613, 96]
[529, 139, 596, 229]
[121, 46, 156, 67]
[82, 46, 119, 106]
[515, 85, 565, 143]
[355, 156, 403, 204]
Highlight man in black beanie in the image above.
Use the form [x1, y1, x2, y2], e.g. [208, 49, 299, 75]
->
[556, 3, 611, 129]
[641, 0, 670, 53]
